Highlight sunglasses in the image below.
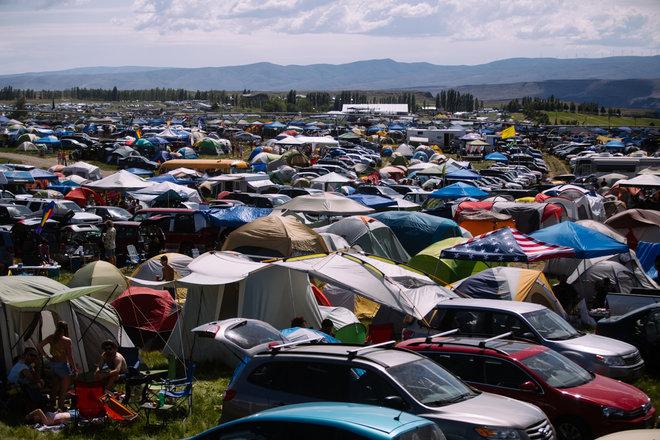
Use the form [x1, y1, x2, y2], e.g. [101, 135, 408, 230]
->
[103, 346, 115, 352]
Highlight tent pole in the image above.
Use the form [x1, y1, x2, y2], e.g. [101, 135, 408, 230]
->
[78, 285, 118, 342]
[10, 294, 54, 352]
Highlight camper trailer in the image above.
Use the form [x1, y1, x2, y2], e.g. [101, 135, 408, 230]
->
[573, 156, 660, 177]
[406, 127, 465, 148]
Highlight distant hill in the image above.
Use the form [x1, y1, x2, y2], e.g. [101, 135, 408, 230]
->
[408, 79, 660, 109]
[0, 56, 659, 92]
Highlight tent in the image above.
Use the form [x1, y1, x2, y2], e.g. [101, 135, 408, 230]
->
[347, 194, 397, 210]
[315, 216, 410, 262]
[111, 287, 178, 350]
[441, 227, 575, 262]
[84, 170, 153, 192]
[430, 182, 488, 200]
[451, 267, 565, 315]
[63, 162, 102, 181]
[310, 172, 352, 191]
[64, 187, 104, 207]
[0, 276, 131, 373]
[16, 141, 39, 152]
[370, 211, 462, 256]
[484, 152, 508, 162]
[222, 215, 329, 257]
[456, 209, 515, 237]
[130, 253, 192, 283]
[530, 221, 629, 259]
[636, 241, 660, 281]
[68, 261, 128, 301]
[605, 209, 660, 249]
[445, 169, 483, 181]
[407, 237, 492, 285]
[131, 181, 202, 204]
[204, 206, 272, 228]
[276, 192, 374, 216]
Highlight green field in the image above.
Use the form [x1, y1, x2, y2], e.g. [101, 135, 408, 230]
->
[512, 111, 659, 127]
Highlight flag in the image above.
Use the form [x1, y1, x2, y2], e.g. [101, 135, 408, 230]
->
[136, 129, 142, 139]
[35, 201, 55, 234]
[500, 125, 516, 139]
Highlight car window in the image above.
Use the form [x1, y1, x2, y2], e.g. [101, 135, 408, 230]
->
[439, 310, 488, 335]
[225, 321, 286, 349]
[58, 201, 82, 212]
[428, 353, 483, 383]
[523, 309, 579, 340]
[490, 312, 531, 337]
[200, 421, 371, 440]
[348, 367, 404, 407]
[483, 358, 533, 389]
[521, 350, 592, 388]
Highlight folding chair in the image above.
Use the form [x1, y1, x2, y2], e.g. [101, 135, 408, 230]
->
[126, 245, 141, 266]
[72, 380, 106, 423]
[143, 363, 195, 418]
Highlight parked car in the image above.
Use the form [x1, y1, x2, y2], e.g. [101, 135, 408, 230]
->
[23, 198, 102, 225]
[398, 335, 656, 440]
[191, 402, 445, 440]
[597, 304, 660, 369]
[0, 204, 34, 224]
[113, 220, 149, 266]
[84, 206, 132, 222]
[132, 208, 218, 254]
[220, 343, 553, 440]
[403, 298, 644, 380]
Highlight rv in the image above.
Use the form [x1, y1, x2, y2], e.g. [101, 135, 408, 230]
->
[573, 156, 660, 177]
[406, 127, 465, 148]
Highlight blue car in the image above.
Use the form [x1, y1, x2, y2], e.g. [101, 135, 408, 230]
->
[189, 402, 444, 440]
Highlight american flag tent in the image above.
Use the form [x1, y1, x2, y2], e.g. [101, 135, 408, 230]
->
[440, 227, 575, 262]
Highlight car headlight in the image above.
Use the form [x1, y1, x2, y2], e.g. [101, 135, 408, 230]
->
[596, 355, 625, 366]
[474, 427, 521, 439]
[602, 406, 626, 418]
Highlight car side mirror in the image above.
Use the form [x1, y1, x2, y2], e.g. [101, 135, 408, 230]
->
[383, 395, 407, 410]
[521, 332, 536, 341]
[520, 381, 540, 393]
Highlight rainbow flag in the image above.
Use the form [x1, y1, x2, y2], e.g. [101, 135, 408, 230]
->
[136, 129, 142, 139]
[35, 201, 55, 234]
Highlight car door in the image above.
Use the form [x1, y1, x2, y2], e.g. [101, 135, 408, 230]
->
[480, 357, 546, 412]
[489, 312, 539, 341]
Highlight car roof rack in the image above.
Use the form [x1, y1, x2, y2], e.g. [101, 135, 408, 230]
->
[478, 332, 512, 348]
[425, 328, 459, 343]
[347, 340, 397, 359]
[269, 337, 320, 352]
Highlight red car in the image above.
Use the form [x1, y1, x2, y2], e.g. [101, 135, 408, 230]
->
[132, 208, 219, 254]
[397, 335, 656, 440]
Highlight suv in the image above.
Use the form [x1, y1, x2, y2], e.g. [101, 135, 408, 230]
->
[132, 208, 218, 254]
[404, 299, 644, 380]
[23, 198, 102, 225]
[221, 343, 552, 440]
[398, 336, 655, 440]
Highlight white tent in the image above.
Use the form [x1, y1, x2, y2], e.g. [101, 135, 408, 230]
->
[615, 174, 660, 188]
[63, 161, 103, 181]
[310, 172, 352, 190]
[84, 170, 154, 192]
[396, 144, 414, 157]
[276, 192, 374, 216]
[131, 181, 202, 203]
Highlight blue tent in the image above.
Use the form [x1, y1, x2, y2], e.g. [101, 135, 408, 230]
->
[248, 147, 263, 161]
[429, 182, 488, 200]
[445, 169, 482, 181]
[530, 222, 628, 259]
[605, 140, 625, 149]
[34, 136, 61, 147]
[347, 194, 397, 209]
[177, 147, 198, 159]
[149, 174, 193, 185]
[3, 170, 34, 184]
[204, 206, 272, 228]
[630, 241, 660, 280]
[264, 121, 286, 130]
[29, 168, 58, 180]
[126, 168, 154, 177]
[47, 183, 77, 195]
[484, 152, 508, 162]
[370, 211, 462, 255]
[388, 124, 405, 131]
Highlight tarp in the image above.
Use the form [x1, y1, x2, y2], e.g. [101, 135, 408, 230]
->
[430, 182, 488, 199]
[441, 227, 575, 262]
[530, 221, 629, 259]
[347, 194, 397, 209]
[636, 241, 660, 280]
[84, 170, 153, 191]
[371, 211, 462, 256]
[451, 267, 565, 315]
[222, 215, 328, 257]
[204, 206, 272, 228]
[407, 237, 491, 285]
[316, 216, 410, 263]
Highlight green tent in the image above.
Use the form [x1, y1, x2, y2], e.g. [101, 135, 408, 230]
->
[68, 260, 128, 302]
[390, 155, 409, 167]
[0, 276, 131, 373]
[407, 237, 494, 285]
[196, 137, 223, 155]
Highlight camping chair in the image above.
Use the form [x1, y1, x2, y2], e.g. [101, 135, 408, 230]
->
[72, 380, 106, 423]
[366, 323, 395, 344]
[126, 245, 142, 266]
[142, 363, 195, 418]
[99, 394, 138, 423]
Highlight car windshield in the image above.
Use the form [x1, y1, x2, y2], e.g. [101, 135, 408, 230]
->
[107, 207, 131, 219]
[58, 201, 82, 212]
[521, 350, 592, 388]
[523, 309, 580, 340]
[225, 321, 286, 349]
[388, 358, 475, 407]
[7, 205, 32, 216]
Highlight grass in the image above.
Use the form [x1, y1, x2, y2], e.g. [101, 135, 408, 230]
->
[511, 111, 659, 127]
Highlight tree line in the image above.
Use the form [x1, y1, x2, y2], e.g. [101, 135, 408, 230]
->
[504, 95, 622, 120]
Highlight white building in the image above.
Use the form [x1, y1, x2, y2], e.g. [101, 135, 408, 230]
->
[341, 104, 409, 115]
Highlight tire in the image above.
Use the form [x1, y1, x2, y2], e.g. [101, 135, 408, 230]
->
[556, 418, 589, 440]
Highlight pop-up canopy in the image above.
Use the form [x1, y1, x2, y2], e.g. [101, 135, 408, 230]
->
[530, 221, 629, 259]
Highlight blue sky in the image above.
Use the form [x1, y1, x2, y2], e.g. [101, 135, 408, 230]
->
[0, 0, 658, 74]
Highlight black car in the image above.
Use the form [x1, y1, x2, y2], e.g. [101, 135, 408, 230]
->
[118, 155, 160, 170]
[597, 303, 660, 368]
[0, 204, 34, 224]
[84, 206, 132, 221]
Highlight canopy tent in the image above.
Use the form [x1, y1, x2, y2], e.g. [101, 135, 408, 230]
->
[310, 172, 352, 190]
[68, 261, 128, 302]
[221, 215, 329, 258]
[316, 216, 410, 263]
[64, 187, 104, 207]
[530, 221, 629, 259]
[0, 276, 131, 372]
[111, 287, 178, 350]
[430, 182, 488, 200]
[451, 267, 565, 315]
[276, 192, 374, 216]
[441, 227, 575, 262]
[407, 237, 492, 285]
[84, 170, 153, 192]
[131, 181, 202, 203]
[605, 209, 660, 249]
[484, 152, 508, 162]
[614, 174, 660, 188]
[370, 211, 462, 256]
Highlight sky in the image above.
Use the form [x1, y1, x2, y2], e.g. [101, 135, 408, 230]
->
[0, 0, 658, 74]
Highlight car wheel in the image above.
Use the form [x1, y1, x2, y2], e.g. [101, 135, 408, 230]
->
[556, 418, 589, 440]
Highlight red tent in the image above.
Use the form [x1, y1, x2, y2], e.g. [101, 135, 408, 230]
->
[64, 187, 104, 207]
[111, 287, 178, 350]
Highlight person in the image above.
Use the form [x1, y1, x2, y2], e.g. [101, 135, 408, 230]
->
[158, 255, 178, 300]
[290, 316, 307, 328]
[102, 220, 116, 266]
[94, 340, 127, 392]
[38, 321, 77, 410]
[8, 347, 43, 387]
[38, 238, 52, 266]
[26, 408, 78, 426]
[320, 319, 335, 337]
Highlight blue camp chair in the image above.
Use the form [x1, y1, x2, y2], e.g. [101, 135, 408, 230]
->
[145, 363, 195, 417]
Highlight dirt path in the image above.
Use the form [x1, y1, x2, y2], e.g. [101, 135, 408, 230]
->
[0, 152, 113, 176]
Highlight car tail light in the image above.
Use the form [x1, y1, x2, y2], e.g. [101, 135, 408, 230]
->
[223, 389, 236, 402]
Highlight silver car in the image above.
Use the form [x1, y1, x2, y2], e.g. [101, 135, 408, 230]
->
[221, 343, 554, 440]
[406, 299, 644, 380]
